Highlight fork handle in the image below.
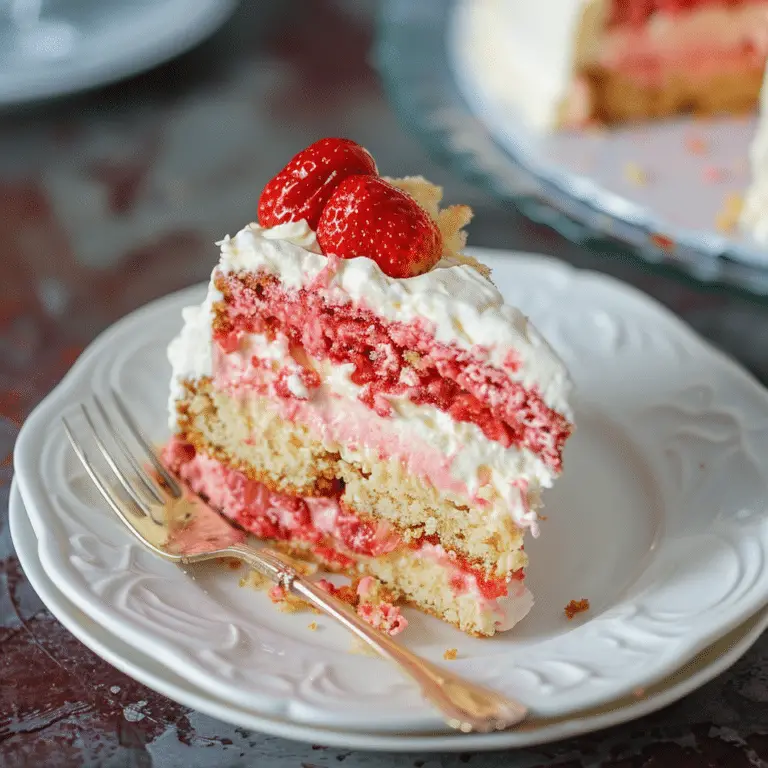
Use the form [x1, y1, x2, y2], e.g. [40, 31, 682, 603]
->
[223, 544, 527, 733]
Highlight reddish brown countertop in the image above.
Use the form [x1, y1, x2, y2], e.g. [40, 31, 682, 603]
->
[2, 2, 768, 765]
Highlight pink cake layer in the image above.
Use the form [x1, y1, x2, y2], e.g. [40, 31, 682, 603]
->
[214, 273, 571, 472]
[607, 0, 767, 27]
[162, 437, 520, 608]
[599, 2, 768, 86]
[212, 340, 487, 504]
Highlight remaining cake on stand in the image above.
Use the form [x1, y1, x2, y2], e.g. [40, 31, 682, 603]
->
[459, 0, 768, 130]
[164, 138, 574, 637]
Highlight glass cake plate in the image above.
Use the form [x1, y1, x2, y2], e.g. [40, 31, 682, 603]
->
[375, 0, 768, 299]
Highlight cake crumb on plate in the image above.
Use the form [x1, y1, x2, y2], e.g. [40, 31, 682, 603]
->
[684, 135, 708, 155]
[624, 162, 648, 186]
[443, 648, 458, 661]
[715, 192, 744, 232]
[565, 598, 590, 620]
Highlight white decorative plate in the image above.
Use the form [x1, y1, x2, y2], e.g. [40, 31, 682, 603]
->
[0, 0, 237, 106]
[11, 479, 768, 751]
[14, 248, 768, 735]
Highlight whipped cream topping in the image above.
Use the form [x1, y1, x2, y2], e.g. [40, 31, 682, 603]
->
[216, 220, 572, 417]
[454, 0, 603, 130]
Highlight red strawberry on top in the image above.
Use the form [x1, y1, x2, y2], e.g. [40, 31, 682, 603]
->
[316, 176, 443, 279]
[258, 138, 377, 229]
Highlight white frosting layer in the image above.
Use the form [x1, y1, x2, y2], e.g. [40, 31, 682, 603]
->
[453, 0, 598, 130]
[216, 220, 572, 417]
[167, 283, 220, 421]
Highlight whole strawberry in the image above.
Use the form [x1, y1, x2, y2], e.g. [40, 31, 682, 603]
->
[258, 138, 377, 229]
[316, 176, 443, 279]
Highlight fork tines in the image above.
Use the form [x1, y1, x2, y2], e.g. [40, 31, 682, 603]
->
[63, 389, 177, 527]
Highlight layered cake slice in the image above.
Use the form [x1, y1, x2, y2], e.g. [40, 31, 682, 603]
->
[462, 0, 768, 129]
[164, 138, 573, 636]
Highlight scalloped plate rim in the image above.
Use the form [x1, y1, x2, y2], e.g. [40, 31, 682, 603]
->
[11, 482, 768, 752]
[13, 248, 768, 733]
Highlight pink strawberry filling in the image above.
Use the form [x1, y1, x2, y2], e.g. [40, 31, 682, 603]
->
[215, 274, 570, 471]
[608, 0, 766, 27]
[163, 438, 398, 570]
[162, 438, 515, 600]
[599, 0, 768, 87]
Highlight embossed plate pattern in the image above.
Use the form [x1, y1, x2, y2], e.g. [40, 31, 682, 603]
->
[11, 480, 768, 751]
[14, 249, 768, 734]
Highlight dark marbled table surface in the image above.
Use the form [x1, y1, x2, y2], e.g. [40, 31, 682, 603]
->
[2, 2, 768, 766]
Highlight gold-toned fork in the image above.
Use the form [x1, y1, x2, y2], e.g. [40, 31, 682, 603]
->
[62, 389, 528, 733]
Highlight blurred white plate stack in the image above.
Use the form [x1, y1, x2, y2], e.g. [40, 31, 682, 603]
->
[0, 0, 238, 105]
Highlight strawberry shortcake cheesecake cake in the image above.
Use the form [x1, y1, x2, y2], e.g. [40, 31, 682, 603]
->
[163, 138, 574, 637]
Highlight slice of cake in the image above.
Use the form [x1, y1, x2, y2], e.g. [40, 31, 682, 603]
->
[163, 138, 574, 636]
[461, 0, 768, 129]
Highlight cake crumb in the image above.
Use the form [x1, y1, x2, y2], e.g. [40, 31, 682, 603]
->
[239, 570, 269, 590]
[308, 621, 318, 631]
[443, 648, 458, 661]
[650, 233, 675, 252]
[316, 578, 358, 606]
[715, 192, 743, 233]
[703, 166, 728, 184]
[565, 598, 590, 620]
[403, 350, 423, 368]
[269, 584, 311, 613]
[684, 135, 708, 155]
[624, 162, 648, 186]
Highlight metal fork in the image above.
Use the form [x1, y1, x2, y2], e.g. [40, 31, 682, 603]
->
[62, 389, 528, 733]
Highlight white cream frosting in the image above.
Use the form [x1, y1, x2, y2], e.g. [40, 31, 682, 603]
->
[216, 220, 572, 418]
[453, 0, 601, 130]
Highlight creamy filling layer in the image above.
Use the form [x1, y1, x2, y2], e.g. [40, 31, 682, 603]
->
[211, 328, 543, 531]
[214, 272, 571, 474]
[162, 439, 525, 630]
